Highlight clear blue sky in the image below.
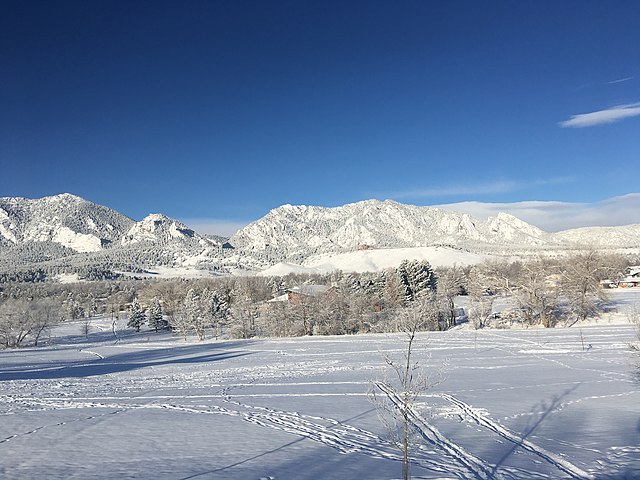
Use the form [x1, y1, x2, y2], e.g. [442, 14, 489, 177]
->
[2, 1, 639, 234]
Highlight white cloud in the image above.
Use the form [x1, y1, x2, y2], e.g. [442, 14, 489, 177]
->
[389, 177, 574, 200]
[607, 76, 634, 84]
[435, 193, 640, 231]
[559, 103, 640, 128]
[391, 180, 517, 199]
[180, 218, 250, 237]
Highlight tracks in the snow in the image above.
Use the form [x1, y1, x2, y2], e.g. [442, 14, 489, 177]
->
[373, 382, 596, 480]
[440, 393, 594, 480]
[0, 383, 598, 479]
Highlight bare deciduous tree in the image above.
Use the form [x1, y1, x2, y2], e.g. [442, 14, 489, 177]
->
[560, 250, 610, 326]
[370, 298, 441, 480]
[435, 265, 467, 330]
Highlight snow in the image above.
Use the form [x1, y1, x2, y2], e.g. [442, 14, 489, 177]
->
[52, 226, 103, 252]
[115, 266, 222, 279]
[1, 296, 639, 479]
[302, 246, 490, 273]
[54, 273, 82, 284]
[257, 262, 323, 277]
[3, 193, 640, 278]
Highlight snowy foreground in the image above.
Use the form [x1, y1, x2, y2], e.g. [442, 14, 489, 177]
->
[1, 313, 639, 479]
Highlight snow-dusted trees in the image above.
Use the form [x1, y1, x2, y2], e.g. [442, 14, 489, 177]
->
[383, 268, 406, 308]
[183, 288, 210, 340]
[147, 297, 168, 332]
[510, 261, 561, 327]
[201, 288, 229, 339]
[397, 260, 437, 303]
[63, 294, 85, 320]
[230, 297, 258, 339]
[435, 266, 467, 330]
[127, 298, 146, 332]
[0, 299, 34, 348]
[560, 250, 610, 325]
[466, 264, 497, 329]
[0, 298, 61, 348]
[32, 299, 62, 346]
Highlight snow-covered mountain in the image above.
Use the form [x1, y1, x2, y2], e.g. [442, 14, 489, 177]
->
[122, 214, 197, 246]
[556, 224, 640, 248]
[0, 193, 134, 252]
[229, 199, 559, 262]
[0, 194, 226, 276]
[1, 194, 638, 280]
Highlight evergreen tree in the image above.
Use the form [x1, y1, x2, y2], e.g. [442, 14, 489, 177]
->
[148, 296, 167, 332]
[204, 290, 229, 339]
[398, 260, 436, 302]
[184, 288, 207, 340]
[127, 297, 146, 332]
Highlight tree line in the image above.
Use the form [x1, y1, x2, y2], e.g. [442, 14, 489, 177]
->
[0, 250, 635, 348]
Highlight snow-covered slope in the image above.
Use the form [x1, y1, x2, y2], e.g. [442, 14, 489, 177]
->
[556, 224, 640, 248]
[302, 245, 490, 273]
[230, 199, 560, 262]
[256, 262, 325, 277]
[2, 194, 639, 279]
[0, 194, 226, 275]
[0, 193, 133, 252]
[121, 214, 197, 246]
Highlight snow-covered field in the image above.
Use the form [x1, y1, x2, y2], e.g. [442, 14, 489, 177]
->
[1, 299, 639, 479]
[256, 246, 491, 277]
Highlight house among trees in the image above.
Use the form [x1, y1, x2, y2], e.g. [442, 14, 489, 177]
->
[617, 265, 640, 288]
[602, 265, 640, 288]
[267, 284, 334, 305]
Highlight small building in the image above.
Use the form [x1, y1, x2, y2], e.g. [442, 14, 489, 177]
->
[266, 284, 334, 305]
[616, 266, 640, 288]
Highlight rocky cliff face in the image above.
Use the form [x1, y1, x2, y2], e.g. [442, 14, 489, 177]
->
[229, 199, 561, 260]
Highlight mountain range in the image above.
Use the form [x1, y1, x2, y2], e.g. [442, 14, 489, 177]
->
[0, 193, 638, 280]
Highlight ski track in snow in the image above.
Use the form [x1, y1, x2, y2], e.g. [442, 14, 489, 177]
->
[439, 393, 595, 480]
[375, 382, 498, 480]
[1, 396, 466, 477]
[1, 320, 637, 479]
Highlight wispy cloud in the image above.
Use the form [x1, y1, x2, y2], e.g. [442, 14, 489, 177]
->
[607, 76, 634, 84]
[180, 218, 250, 237]
[435, 193, 640, 231]
[559, 102, 640, 128]
[389, 177, 574, 200]
[391, 180, 518, 199]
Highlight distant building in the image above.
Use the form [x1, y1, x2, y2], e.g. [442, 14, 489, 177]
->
[618, 266, 640, 288]
[266, 284, 334, 305]
[603, 266, 640, 288]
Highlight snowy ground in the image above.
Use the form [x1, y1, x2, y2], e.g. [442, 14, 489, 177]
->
[1, 297, 639, 479]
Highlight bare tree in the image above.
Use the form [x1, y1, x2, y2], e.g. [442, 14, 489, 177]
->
[0, 299, 33, 348]
[560, 250, 610, 326]
[370, 298, 441, 480]
[230, 297, 258, 339]
[435, 265, 467, 330]
[31, 299, 62, 346]
[510, 261, 561, 327]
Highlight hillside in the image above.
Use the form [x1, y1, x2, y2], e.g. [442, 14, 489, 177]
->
[1, 194, 638, 279]
[229, 200, 561, 263]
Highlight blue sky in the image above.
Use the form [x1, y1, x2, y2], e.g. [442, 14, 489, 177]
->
[2, 1, 639, 234]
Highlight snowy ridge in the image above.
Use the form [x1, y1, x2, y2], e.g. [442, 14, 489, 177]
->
[1, 194, 639, 278]
[0, 193, 133, 252]
[121, 214, 197, 246]
[0, 194, 226, 275]
[556, 224, 640, 248]
[230, 199, 561, 262]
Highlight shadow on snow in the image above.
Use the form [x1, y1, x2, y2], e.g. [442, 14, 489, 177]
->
[0, 342, 254, 381]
